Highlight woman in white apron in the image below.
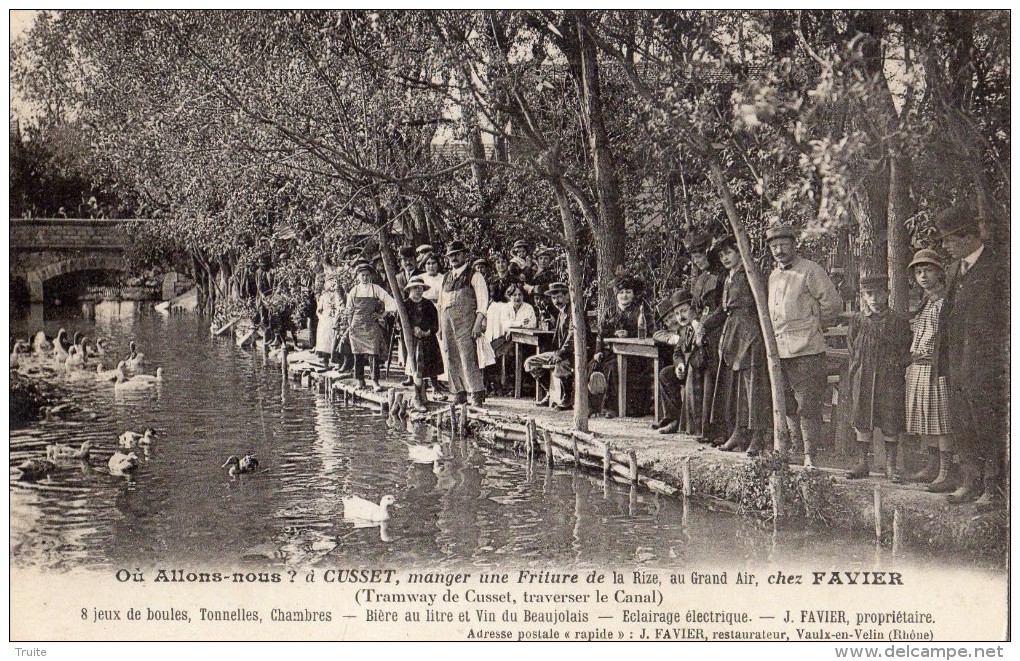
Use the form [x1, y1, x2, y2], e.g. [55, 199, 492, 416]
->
[314, 275, 344, 360]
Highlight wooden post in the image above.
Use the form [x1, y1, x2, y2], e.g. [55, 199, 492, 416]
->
[461, 402, 469, 437]
[682, 456, 693, 497]
[602, 442, 611, 478]
[874, 484, 883, 543]
[572, 435, 580, 466]
[892, 508, 902, 558]
[449, 403, 457, 439]
[435, 409, 442, 439]
[281, 343, 288, 376]
[525, 419, 536, 462]
[627, 449, 638, 484]
[543, 429, 554, 467]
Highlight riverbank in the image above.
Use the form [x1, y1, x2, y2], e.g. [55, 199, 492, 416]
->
[288, 365, 1007, 564]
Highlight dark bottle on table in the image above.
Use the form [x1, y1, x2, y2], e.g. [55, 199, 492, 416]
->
[637, 306, 648, 340]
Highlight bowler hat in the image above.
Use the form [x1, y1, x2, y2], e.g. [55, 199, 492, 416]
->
[513, 240, 531, 251]
[686, 232, 713, 252]
[765, 224, 799, 242]
[907, 249, 945, 272]
[398, 246, 416, 259]
[446, 240, 467, 256]
[934, 202, 980, 239]
[546, 281, 569, 296]
[662, 290, 694, 316]
[859, 274, 889, 292]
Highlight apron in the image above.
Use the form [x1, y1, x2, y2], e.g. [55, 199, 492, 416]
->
[439, 271, 485, 393]
[349, 295, 386, 356]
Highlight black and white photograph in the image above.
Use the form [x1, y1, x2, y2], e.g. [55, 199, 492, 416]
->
[8, 9, 1010, 648]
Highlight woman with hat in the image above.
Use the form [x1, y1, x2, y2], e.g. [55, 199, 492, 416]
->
[402, 275, 443, 409]
[487, 253, 517, 305]
[706, 234, 772, 455]
[902, 249, 955, 491]
[509, 240, 533, 282]
[314, 269, 345, 362]
[346, 261, 398, 391]
[590, 274, 656, 418]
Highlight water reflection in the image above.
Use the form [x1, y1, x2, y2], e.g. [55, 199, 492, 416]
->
[9, 306, 1005, 581]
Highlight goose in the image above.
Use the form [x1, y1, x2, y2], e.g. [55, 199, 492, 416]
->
[52, 329, 70, 361]
[16, 458, 56, 481]
[341, 494, 397, 522]
[222, 453, 260, 477]
[124, 341, 145, 369]
[96, 361, 122, 382]
[65, 345, 85, 370]
[32, 331, 53, 354]
[40, 403, 90, 421]
[46, 440, 96, 462]
[92, 338, 110, 356]
[109, 451, 140, 475]
[10, 340, 30, 369]
[119, 428, 157, 448]
[407, 442, 443, 464]
[130, 367, 164, 383]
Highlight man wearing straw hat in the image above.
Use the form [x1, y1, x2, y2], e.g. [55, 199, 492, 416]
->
[437, 240, 490, 406]
[766, 223, 842, 467]
[935, 201, 1007, 508]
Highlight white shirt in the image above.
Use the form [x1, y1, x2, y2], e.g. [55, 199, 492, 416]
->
[487, 301, 537, 339]
[420, 273, 444, 302]
[960, 244, 985, 276]
[438, 263, 489, 314]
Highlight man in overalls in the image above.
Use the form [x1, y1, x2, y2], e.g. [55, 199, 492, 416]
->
[438, 240, 490, 405]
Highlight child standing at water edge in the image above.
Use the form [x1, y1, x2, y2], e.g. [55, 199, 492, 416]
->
[903, 250, 956, 492]
[403, 276, 443, 411]
[846, 275, 912, 481]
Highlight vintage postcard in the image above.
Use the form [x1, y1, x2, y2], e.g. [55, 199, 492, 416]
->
[9, 9, 1009, 649]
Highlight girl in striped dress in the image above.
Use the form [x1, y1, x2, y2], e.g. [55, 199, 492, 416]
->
[904, 249, 955, 492]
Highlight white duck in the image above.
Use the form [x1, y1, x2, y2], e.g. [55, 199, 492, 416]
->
[32, 331, 53, 354]
[109, 450, 140, 475]
[407, 443, 444, 464]
[52, 329, 70, 361]
[96, 361, 123, 382]
[119, 428, 157, 448]
[114, 364, 157, 390]
[47, 440, 96, 462]
[341, 495, 397, 522]
[10, 340, 30, 369]
[91, 338, 110, 356]
[124, 341, 145, 370]
[65, 345, 85, 370]
[131, 367, 164, 383]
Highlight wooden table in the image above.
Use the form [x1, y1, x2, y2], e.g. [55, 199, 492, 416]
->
[603, 337, 660, 420]
[509, 327, 555, 400]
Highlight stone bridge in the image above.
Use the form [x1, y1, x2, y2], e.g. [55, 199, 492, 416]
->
[9, 219, 147, 302]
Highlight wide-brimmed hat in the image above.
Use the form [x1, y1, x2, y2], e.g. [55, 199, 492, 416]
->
[686, 232, 713, 252]
[907, 248, 945, 272]
[512, 240, 531, 251]
[472, 258, 489, 269]
[403, 275, 428, 291]
[341, 245, 362, 259]
[446, 240, 468, 256]
[658, 290, 693, 318]
[354, 261, 374, 275]
[934, 202, 980, 239]
[350, 257, 370, 270]
[546, 281, 569, 296]
[536, 247, 557, 259]
[859, 274, 889, 292]
[613, 274, 645, 293]
[765, 224, 799, 243]
[416, 243, 434, 255]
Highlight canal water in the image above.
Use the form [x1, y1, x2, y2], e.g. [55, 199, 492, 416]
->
[8, 303, 1005, 578]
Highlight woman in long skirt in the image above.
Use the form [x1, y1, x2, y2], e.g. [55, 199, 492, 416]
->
[346, 262, 397, 391]
[403, 275, 444, 409]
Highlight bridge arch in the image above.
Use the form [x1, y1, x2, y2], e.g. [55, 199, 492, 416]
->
[25, 255, 127, 303]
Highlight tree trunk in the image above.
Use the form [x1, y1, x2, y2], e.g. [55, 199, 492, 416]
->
[553, 180, 590, 432]
[570, 11, 627, 315]
[886, 154, 914, 313]
[375, 208, 417, 378]
[710, 161, 790, 453]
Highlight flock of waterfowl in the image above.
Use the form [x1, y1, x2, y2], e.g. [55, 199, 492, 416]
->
[10, 326, 410, 525]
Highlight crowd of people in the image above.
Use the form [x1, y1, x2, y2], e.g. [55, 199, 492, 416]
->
[304, 200, 1006, 509]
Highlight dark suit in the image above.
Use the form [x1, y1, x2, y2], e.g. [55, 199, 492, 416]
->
[939, 246, 1009, 497]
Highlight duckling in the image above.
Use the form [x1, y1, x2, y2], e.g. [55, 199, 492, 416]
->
[119, 428, 157, 448]
[341, 494, 397, 522]
[109, 451, 140, 475]
[124, 341, 145, 369]
[32, 331, 53, 354]
[16, 458, 57, 481]
[46, 440, 96, 462]
[222, 453, 260, 477]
